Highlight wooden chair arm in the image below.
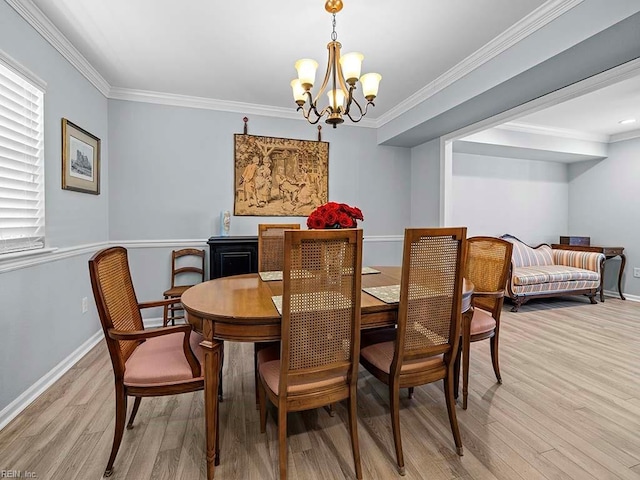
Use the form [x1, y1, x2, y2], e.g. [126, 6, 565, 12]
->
[138, 298, 182, 309]
[108, 324, 191, 341]
[109, 324, 201, 377]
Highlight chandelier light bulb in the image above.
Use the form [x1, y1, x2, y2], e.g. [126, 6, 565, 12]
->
[327, 89, 346, 111]
[339, 52, 364, 84]
[360, 72, 382, 101]
[295, 59, 318, 90]
[290, 79, 306, 105]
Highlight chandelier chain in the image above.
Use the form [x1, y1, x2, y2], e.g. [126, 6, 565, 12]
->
[331, 13, 337, 41]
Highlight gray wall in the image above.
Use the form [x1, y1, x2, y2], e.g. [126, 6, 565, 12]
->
[451, 152, 569, 244]
[410, 138, 441, 227]
[569, 137, 640, 297]
[108, 100, 411, 315]
[0, 0, 108, 413]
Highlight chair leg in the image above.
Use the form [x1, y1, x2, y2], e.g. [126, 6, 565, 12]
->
[258, 377, 267, 433]
[490, 330, 502, 384]
[163, 296, 169, 327]
[278, 402, 288, 480]
[254, 343, 260, 407]
[105, 383, 127, 477]
[443, 374, 463, 456]
[453, 343, 461, 400]
[462, 312, 471, 410]
[126, 396, 141, 430]
[389, 382, 405, 476]
[348, 389, 363, 480]
[407, 387, 414, 399]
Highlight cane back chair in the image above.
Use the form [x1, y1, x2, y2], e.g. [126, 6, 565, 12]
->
[257, 228, 364, 480]
[89, 246, 205, 477]
[458, 236, 512, 409]
[359, 227, 467, 475]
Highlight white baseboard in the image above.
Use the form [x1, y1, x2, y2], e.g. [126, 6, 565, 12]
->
[0, 330, 103, 431]
[604, 289, 639, 302]
[0, 316, 168, 432]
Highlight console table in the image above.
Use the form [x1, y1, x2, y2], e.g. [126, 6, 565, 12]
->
[207, 236, 258, 279]
[552, 244, 625, 302]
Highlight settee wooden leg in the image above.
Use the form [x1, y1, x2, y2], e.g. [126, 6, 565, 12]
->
[588, 293, 598, 304]
[510, 298, 523, 312]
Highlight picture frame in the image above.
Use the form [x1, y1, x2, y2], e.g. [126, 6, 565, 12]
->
[62, 118, 100, 195]
[234, 133, 328, 216]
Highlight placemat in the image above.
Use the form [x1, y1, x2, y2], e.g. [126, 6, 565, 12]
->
[260, 266, 381, 282]
[271, 291, 352, 315]
[362, 285, 401, 304]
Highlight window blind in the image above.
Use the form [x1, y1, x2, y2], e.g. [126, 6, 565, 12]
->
[0, 60, 45, 255]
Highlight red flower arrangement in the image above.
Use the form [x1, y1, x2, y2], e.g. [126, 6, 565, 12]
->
[307, 202, 364, 229]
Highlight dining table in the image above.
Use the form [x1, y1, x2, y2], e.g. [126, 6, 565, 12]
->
[181, 265, 474, 480]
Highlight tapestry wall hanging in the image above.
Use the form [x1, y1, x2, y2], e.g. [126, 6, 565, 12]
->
[234, 133, 329, 216]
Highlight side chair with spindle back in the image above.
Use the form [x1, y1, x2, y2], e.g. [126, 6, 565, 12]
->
[162, 248, 205, 326]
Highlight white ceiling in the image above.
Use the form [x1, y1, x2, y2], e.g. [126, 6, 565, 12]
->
[516, 74, 640, 138]
[28, 0, 547, 119]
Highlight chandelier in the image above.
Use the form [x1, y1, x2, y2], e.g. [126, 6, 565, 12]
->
[290, 0, 381, 128]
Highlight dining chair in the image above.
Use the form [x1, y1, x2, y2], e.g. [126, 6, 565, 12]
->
[458, 236, 512, 409]
[359, 227, 467, 475]
[257, 228, 364, 480]
[162, 248, 205, 326]
[254, 223, 301, 401]
[258, 223, 301, 272]
[89, 246, 205, 477]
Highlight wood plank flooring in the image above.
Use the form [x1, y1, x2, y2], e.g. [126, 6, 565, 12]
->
[1, 296, 639, 479]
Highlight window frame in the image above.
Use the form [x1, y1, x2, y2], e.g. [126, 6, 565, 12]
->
[0, 49, 46, 256]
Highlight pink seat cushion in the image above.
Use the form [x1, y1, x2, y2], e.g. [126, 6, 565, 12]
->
[360, 341, 444, 374]
[124, 331, 204, 387]
[258, 359, 346, 395]
[470, 308, 496, 335]
[256, 344, 280, 365]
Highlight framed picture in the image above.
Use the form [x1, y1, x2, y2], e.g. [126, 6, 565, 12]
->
[234, 133, 328, 216]
[62, 118, 100, 194]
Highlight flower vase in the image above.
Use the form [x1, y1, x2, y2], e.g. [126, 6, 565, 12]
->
[220, 210, 230, 237]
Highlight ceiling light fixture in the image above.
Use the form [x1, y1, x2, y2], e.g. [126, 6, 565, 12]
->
[618, 118, 637, 125]
[290, 0, 381, 128]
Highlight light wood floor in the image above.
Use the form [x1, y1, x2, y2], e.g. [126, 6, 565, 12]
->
[2, 296, 640, 480]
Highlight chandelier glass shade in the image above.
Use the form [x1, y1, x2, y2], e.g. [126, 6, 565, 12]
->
[290, 0, 381, 128]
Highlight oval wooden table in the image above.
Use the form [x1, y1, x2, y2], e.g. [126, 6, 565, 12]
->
[181, 266, 474, 480]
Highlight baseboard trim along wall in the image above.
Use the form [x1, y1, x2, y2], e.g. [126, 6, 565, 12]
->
[0, 330, 103, 431]
[604, 290, 638, 302]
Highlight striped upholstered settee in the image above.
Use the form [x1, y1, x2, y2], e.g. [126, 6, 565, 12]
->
[500, 234, 605, 312]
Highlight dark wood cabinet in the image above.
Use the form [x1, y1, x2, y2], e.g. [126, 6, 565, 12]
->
[207, 236, 258, 279]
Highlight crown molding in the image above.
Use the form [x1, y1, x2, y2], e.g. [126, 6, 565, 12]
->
[375, 0, 584, 127]
[609, 128, 640, 143]
[108, 87, 378, 128]
[496, 121, 610, 143]
[7, 0, 578, 130]
[6, 0, 111, 97]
